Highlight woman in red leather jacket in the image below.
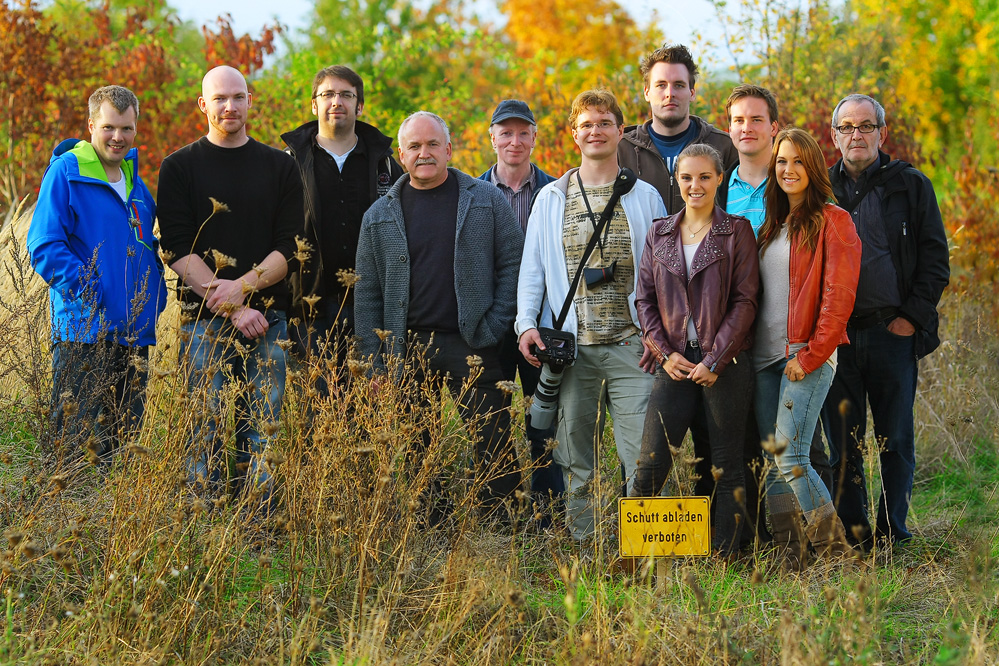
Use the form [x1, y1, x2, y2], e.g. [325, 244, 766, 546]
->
[634, 143, 760, 557]
[753, 128, 862, 568]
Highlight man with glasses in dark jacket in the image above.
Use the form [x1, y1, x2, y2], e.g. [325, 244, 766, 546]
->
[823, 93, 950, 548]
[282, 65, 403, 395]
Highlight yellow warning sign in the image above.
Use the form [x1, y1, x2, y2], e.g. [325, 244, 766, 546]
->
[618, 497, 711, 558]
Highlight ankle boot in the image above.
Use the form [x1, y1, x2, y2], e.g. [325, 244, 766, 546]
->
[803, 502, 854, 559]
[766, 495, 807, 572]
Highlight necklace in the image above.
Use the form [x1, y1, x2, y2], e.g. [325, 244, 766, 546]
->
[686, 220, 710, 238]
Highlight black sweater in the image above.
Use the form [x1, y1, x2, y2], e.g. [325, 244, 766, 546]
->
[157, 137, 303, 315]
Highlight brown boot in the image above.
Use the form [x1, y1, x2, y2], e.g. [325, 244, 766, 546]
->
[803, 502, 854, 560]
[766, 495, 808, 572]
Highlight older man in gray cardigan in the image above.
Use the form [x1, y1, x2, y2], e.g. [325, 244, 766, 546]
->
[355, 111, 524, 526]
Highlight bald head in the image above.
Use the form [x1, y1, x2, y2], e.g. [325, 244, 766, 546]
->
[202, 66, 247, 98]
[198, 66, 251, 147]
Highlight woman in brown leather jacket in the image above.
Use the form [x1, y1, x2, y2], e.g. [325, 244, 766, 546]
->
[634, 143, 760, 556]
[753, 128, 862, 569]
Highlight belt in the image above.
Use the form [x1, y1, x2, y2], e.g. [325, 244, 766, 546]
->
[849, 307, 898, 330]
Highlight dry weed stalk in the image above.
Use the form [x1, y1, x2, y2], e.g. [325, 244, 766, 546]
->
[0, 204, 996, 664]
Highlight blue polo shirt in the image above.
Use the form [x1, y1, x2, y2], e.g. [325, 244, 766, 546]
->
[726, 168, 767, 235]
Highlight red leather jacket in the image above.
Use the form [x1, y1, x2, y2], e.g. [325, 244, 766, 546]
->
[636, 207, 759, 374]
[781, 203, 862, 374]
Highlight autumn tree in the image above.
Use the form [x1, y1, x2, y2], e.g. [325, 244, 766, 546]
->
[0, 0, 279, 220]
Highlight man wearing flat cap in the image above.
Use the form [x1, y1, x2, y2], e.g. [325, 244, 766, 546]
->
[478, 99, 562, 526]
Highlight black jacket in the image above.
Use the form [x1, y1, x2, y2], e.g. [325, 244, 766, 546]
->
[281, 119, 403, 315]
[829, 150, 950, 357]
[618, 115, 739, 215]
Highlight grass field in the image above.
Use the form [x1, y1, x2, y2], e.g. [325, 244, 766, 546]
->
[0, 206, 996, 664]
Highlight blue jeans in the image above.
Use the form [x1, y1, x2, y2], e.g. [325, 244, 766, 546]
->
[51, 341, 148, 460]
[180, 312, 287, 501]
[756, 357, 835, 514]
[823, 322, 918, 544]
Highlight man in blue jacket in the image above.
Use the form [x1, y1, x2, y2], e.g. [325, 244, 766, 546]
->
[28, 85, 167, 462]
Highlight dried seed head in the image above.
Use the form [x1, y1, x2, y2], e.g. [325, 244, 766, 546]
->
[838, 399, 851, 417]
[711, 466, 724, 482]
[495, 380, 519, 394]
[374, 328, 392, 341]
[336, 268, 360, 288]
[851, 524, 866, 542]
[505, 589, 524, 607]
[750, 568, 764, 585]
[732, 486, 746, 505]
[466, 355, 483, 368]
[211, 249, 237, 270]
[209, 197, 230, 214]
[790, 465, 805, 479]
[347, 359, 371, 378]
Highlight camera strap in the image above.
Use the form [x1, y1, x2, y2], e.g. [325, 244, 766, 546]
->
[552, 168, 637, 330]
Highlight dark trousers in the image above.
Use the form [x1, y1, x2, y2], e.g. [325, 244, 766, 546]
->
[823, 322, 918, 544]
[498, 330, 564, 504]
[634, 345, 752, 555]
[289, 298, 354, 399]
[412, 332, 520, 521]
[51, 340, 149, 460]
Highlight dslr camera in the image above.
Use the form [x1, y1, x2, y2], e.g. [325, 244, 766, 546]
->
[529, 328, 576, 430]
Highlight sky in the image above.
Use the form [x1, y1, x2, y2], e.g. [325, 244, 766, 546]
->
[167, 0, 732, 60]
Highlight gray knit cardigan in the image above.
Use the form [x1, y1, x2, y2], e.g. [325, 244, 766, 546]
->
[354, 168, 524, 365]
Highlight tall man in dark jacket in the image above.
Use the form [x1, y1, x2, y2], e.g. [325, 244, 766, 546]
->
[618, 43, 737, 215]
[476, 100, 562, 521]
[355, 111, 524, 524]
[823, 93, 950, 547]
[619, 44, 740, 513]
[282, 66, 403, 393]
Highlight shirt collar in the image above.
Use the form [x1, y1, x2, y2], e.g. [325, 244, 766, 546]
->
[729, 167, 766, 192]
[490, 164, 537, 193]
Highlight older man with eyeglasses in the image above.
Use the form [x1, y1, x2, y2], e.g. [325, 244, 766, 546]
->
[822, 93, 950, 549]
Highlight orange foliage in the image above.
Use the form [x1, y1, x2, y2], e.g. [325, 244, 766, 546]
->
[0, 0, 278, 214]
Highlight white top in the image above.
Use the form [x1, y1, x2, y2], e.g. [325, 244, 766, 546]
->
[754, 226, 837, 372]
[321, 142, 355, 171]
[109, 169, 127, 201]
[682, 238, 702, 345]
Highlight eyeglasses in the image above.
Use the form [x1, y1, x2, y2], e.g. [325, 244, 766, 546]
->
[576, 121, 617, 132]
[833, 123, 880, 135]
[314, 90, 357, 101]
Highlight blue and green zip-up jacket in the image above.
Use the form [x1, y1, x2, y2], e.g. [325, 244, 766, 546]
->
[28, 139, 167, 346]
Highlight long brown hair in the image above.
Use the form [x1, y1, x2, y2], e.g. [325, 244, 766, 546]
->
[758, 128, 833, 256]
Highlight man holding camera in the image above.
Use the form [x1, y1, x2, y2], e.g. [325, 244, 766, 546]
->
[516, 90, 666, 542]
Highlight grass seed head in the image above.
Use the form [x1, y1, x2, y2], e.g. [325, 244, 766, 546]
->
[210, 249, 237, 270]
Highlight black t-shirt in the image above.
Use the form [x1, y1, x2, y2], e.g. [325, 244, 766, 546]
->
[402, 173, 460, 333]
[157, 137, 303, 315]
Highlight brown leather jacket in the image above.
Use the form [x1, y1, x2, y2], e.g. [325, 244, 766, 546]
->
[636, 207, 759, 374]
[782, 203, 862, 374]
